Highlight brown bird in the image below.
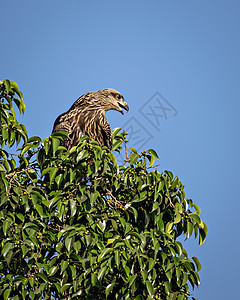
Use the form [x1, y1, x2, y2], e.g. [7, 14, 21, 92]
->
[52, 89, 129, 149]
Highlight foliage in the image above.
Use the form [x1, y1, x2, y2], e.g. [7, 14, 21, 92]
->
[0, 80, 208, 300]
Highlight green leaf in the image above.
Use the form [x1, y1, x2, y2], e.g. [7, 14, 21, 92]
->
[11, 81, 23, 99]
[129, 275, 137, 287]
[61, 283, 71, 294]
[98, 220, 106, 232]
[69, 146, 77, 153]
[175, 241, 183, 256]
[4, 288, 11, 300]
[186, 221, 193, 239]
[2, 242, 12, 257]
[111, 127, 122, 139]
[27, 136, 42, 143]
[2, 128, 8, 140]
[23, 222, 39, 231]
[129, 153, 138, 165]
[65, 237, 73, 252]
[166, 270, 172, 281]
[164, 281, 170, 295]
[41, 167, 52, 177]
[141, 270, 148, 282]
[98, 265, 107, 280]
[182, 273, 188, 285]
[91, 273, 97, 286]
[70, 199, 77, 217]
[4, 79, 11, 94]
[52, 137, 60, 153]
[50, 167, 58, 185]
[148, 149, 159, 159]
[146, 280, 154, 296]
[61, 260, 69, 274]
[0, 176, 9, 193]
[3, 220, 11, 236]
[99, 248, 112, 261]
[76, 150, 88, 162]
[152, 201, 159, 212]
[199, 228, 207, 246]
[174, 213, 182, 224]
[134, 296, 145, 300]
[52, 131, 69, 138]
[21, 245, 28, 257]
[148, 258, 155, 271]
[106, 283, 115, 298]
[107, 238, 116, 246]
[165, 222, 173, 234]
[37, 148, 45, 167]
[148, 154, 155, 168]
[189, 213, 201, 224]
[115, 250, 120, 268]
[48, 266, 58, 277]
[192, 256, 201, 272]
[112, 139, 123, 151]
[192, 204, 201, 215]
[35, 204, 44, 218]
[20, 143, 34, 155]
[36, 273, 48, 282]
[203, 221, 208, 236]
[55, 173, 63, 187]
[73, 240, 81, 252]
[70, 265, 77, 279]
[129, 147, 137, 154]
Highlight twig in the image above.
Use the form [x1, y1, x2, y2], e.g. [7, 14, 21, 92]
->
[123, 142, 132, 166]
[166, 195, 175, 208]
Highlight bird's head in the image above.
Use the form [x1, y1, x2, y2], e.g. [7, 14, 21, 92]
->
[99, 89, 129, 115]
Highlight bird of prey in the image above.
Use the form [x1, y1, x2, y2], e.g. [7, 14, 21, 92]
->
[52, 89, 129, 149]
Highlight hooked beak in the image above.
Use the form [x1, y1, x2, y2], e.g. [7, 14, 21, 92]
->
[118, 101, 129, 115]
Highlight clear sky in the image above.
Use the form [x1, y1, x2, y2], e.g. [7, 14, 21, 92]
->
[1, 1, 240, 299]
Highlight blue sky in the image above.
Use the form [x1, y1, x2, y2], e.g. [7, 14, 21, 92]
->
[1, 1, 240, 299]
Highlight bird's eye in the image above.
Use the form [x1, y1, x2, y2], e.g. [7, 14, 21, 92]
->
[116, 94, 121, 100]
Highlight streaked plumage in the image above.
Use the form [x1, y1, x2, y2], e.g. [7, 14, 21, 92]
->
[52, 89, 129, 149]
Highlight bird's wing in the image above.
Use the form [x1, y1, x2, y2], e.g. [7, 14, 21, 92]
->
[52, 95, 113, 149]
[52, 113, 70, 133]
[52, 109, 84, 149]
[98, 112, 112, 148]
[81, 110, 111, 148]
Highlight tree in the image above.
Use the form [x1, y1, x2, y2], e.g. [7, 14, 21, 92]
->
[0, 80, 208, 300]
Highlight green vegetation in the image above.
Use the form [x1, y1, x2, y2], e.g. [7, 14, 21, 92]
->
[0, 80, 207, 299]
